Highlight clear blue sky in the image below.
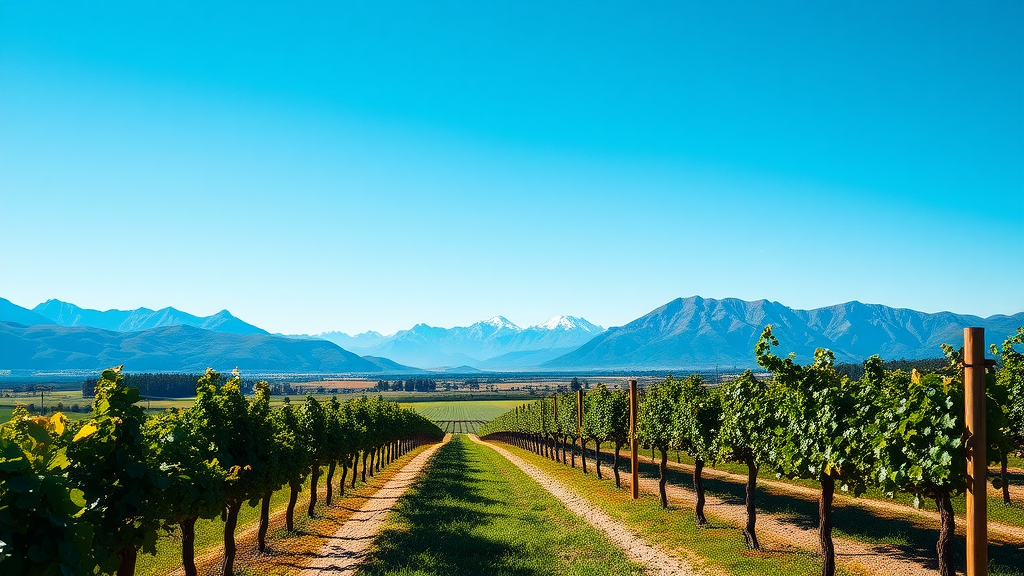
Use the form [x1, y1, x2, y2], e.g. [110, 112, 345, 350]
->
[1, 1, 1021, 335]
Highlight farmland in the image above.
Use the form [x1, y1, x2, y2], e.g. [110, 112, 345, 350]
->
[400, 399, 525, 434]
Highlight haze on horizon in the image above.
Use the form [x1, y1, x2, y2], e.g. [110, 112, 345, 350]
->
[1, 1, 1021, 335]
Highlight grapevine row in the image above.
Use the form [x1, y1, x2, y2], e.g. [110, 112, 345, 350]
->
[0, 366, 444, 576]
[478, 326, 1024, 576]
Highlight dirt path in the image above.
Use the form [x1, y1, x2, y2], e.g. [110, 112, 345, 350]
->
[630, 470, 938, 576]
[298, 435, 451, 576]
[629, 452, 1024, 543]
[469, 434, 698, 576]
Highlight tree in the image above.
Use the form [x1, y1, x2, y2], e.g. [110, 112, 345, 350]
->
[144, 406, 226, 576]
[637, 377, 683, 508]
[676, 375, 721, 526]
[584, 384, 613, 479]
[873, 364, 964, 576]
[274, 400, 310, 532]
[301, 395, 329, 518]
[570, 377, 582, 392]
[607, 388, 630, 488]
[192, 368, 263, 576]
[757, 327, 878, 576]
[991, 327, 1024, 504]
[719, 370, 778, 549]
[67, 366, 163, 576]
[0, 409, 93, 576]
[556, 392, 580, 467]
[244, 380, 285, 553]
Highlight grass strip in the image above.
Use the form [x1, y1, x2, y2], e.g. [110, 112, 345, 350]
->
[359, 435, 648, 576]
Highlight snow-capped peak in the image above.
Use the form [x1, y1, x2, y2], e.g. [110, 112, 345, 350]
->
[484, 316, 520, 330]
[536, 315, 603, 332]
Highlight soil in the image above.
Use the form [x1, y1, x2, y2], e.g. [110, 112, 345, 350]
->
[298, 435, 451, 575]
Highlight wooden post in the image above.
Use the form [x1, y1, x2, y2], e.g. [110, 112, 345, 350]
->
[964, 327, 987, 576]
[629, 379, 639, 499]
[577, 389, 584, 463]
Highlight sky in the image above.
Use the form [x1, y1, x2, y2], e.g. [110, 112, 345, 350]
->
[1, 1, 1022, 335]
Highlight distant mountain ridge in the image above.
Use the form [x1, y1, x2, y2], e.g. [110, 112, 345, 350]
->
[336, 315, 605, 369]
[0, 321, 386, 373]
[542, 296, 1024, 370]
[31, 299, 266, 335]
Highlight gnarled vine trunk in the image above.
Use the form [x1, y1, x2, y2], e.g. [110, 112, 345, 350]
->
[116, 544, 137, 576]
[613, 442, 622, 488]
[181, 516, 198, 576]
[935, 491, 955, 576]
[325, 460, 336, 505]
[339, 456, 349, 497]
[742, 457, 760, 550]
[595, 440, 603, 479]
[1001, 455, 1011, 504]
[286, 481, 300, 531]
[694, 458, 707, 525]
[257, 490, 271, 552]
[222, 499, 241, 576]
[818, 474, 835, 576]
[658, 447, 669, 508]
[581, 438, 588, 474]
[308, 459, 320, 517]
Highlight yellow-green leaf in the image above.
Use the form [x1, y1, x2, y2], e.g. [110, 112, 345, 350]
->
[73, 423, 98, 442]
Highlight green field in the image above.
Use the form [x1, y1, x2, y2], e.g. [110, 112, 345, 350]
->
[400, 400, 525, 434]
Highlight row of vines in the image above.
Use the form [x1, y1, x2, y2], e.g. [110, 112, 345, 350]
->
[1, 366, 444, 576]
[478, 326, 1024, 576]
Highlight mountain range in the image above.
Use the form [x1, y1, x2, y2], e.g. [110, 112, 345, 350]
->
[322, 315, 605, 369]
[30, 299, 266, 334]
[0, 321, 388, 373]
[1, 296, 1021, 373]
[542, 296, 1024, 370]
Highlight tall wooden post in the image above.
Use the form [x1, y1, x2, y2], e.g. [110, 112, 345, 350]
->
[629, 379, 639, 499]
[964, 327, 987, 576]
[577, 389, 584, 463]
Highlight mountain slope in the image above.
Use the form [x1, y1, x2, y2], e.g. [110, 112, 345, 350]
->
[32, 299, 267, 335]
[0, 298, 53, 326]
[0, 322, 382, 372]
[542, 296, 1024, 370]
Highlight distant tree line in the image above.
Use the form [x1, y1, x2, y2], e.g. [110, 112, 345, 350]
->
[83, 373, 257, 398]
[374, 378, 438, 392]
[835, 357, 949, 380]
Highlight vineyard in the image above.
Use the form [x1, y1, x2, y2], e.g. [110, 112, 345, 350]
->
[1, 326, 1022, 576]
[403, 400, 523, 434]
[479, 326, 1024, 576]
[0, 367, 443, 576]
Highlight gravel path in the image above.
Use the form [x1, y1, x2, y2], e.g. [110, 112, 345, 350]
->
[469, 434, 698, 576]
[299, 435, 451, 576]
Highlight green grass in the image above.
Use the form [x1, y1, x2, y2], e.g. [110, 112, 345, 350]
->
[359, 436, 647, 576]
[399, 400, 525, 434]
[601, 445, 1024, 576]
[493, 440, 868, 576]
